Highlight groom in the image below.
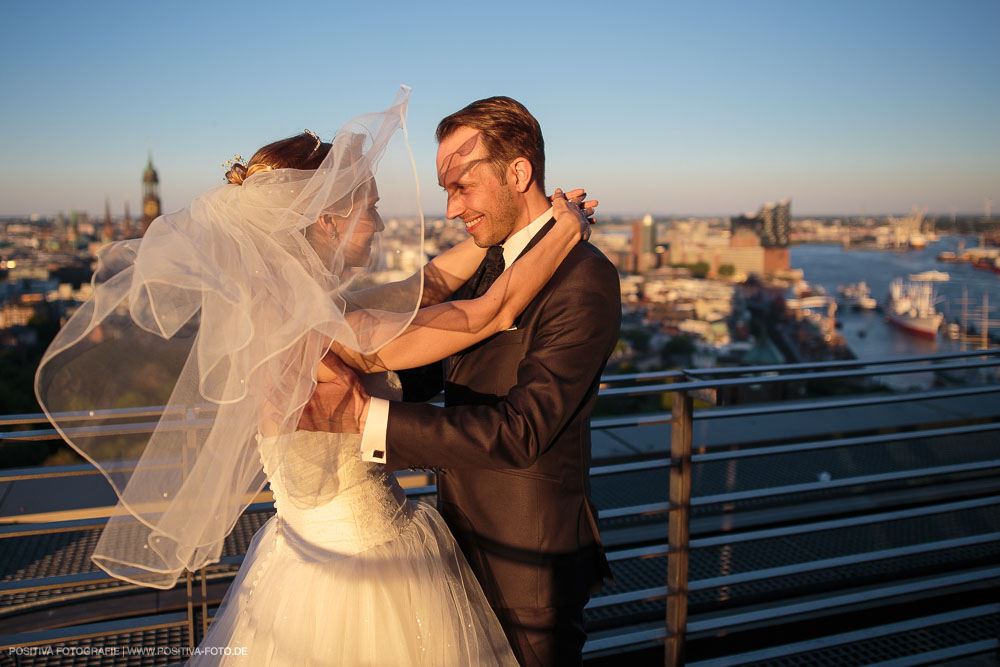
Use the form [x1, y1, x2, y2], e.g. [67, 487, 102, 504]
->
[304, 97, 621, 666]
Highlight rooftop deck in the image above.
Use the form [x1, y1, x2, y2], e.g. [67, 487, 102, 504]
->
[2, 349, 999, 665]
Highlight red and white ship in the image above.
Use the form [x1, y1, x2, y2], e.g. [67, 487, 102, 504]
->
[886, 279, 943, 339]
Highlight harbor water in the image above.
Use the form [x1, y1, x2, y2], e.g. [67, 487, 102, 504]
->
[790, 236, 999, 388]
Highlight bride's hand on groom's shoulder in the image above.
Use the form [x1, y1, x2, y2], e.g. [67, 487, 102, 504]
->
[298, 354, 370, 434]
[551, 188, 595, 242]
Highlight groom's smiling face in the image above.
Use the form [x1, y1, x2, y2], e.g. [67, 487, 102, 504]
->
[437, 126, 520, 248]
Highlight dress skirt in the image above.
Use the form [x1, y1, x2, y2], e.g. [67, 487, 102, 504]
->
[189, 501, 517, 666]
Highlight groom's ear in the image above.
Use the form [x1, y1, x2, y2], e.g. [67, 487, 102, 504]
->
[508, 157, 533, 194]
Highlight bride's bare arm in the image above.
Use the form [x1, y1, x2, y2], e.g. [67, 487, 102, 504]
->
[321, 190, 592, 376]
[347, 189, 596, 310]
[416, 188, 595, 306]
[341, 239, 484, 313]
[419, 237, 487, 306]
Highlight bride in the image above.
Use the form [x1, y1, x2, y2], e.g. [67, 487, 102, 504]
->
[35, 88, 594, 665]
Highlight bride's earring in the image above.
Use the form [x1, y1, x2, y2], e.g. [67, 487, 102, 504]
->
[321, 216, 339, 241]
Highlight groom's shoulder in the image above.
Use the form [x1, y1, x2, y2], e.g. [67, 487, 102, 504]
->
[561, 241, 620, 286]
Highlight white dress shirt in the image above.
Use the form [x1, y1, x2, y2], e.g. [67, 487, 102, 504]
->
[360, 207, 554, 463]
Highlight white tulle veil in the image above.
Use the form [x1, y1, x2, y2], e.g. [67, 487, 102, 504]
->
[35, 87, 424, 589]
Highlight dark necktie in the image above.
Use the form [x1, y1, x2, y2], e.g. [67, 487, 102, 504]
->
[474, 245, 505, 298]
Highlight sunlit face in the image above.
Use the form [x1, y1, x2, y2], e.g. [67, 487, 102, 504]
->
[315, 180, 384, 267]
[436, 126, 520, 248]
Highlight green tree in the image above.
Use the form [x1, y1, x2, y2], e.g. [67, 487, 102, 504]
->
[688, 261, 710, 278]
[661, 335, 696, 367]
[620, 328, 652, 353]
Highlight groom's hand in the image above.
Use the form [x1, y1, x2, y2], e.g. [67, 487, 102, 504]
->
[298, 355, 370, 434]
[551, 187, 598, 222]
[552, 189, 593, 242]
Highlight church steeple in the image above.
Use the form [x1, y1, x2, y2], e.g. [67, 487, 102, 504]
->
[141, 153, 161, 236]
[102, 197, 114, 243]
[123, 201, 133, 239]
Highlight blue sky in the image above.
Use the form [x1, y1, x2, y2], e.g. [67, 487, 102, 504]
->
[1, 0, 997, 218]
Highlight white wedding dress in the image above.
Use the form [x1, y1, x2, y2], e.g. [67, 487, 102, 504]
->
[189, 375, 517, 666]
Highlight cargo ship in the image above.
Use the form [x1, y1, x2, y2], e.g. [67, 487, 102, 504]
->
[886, 279, 943, 339]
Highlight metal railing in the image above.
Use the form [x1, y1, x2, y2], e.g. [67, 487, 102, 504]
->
[2, 348, 999, 665]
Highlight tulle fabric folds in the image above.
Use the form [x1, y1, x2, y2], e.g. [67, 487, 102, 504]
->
[190, 504, 517, 666]
[34, 87, 424, 589]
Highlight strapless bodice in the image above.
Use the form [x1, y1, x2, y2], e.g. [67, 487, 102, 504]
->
[258, 430, 411, 557]
[257, 372, 410, 556]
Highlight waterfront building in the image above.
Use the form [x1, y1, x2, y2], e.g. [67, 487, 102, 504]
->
[715, 199, 793, 276]
[758, 199, 791, 248]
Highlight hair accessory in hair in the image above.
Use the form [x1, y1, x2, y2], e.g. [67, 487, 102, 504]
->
[305, 129, 322, 155]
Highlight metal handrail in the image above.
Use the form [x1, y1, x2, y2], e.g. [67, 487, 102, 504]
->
[5, 348, 999, 433]
[588, 419, 1000, 477]
[2, 349, 999, 665]
[600, 357, 1000, 397]
[693, 459, 1000, 506]
[693, 421, 1000, 462]
[684, 347, 1000, 376]
[690, 382, 1000, 420]
[586, 382, 1000, 434]
[599, 348, 1000, 382]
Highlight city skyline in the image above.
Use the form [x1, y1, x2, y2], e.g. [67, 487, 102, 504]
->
[1, 1, 998, 219]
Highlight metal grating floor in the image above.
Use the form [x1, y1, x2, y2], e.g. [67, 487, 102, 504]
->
[0, 508, 276, 614]
[743, 612, 999, 666]
[1, 530, 102, 582]
[0, 623, 190, 667]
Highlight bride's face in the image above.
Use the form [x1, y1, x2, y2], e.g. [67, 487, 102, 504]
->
[313, 181, 384, 267]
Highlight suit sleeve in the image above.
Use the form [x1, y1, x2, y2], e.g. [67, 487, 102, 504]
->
[395, 362, 444, 402]
[385, 251, 621, 470]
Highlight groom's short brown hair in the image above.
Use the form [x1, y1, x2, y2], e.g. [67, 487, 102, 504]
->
[436, 96, 545, 193]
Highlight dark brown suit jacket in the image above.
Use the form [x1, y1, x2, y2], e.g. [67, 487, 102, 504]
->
[386, 220, 621, 612]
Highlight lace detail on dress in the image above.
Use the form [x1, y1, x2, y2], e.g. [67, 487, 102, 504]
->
[255, 373, 411, 557]
[352, 463, 411, 551]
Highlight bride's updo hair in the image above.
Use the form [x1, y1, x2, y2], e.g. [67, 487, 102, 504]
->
[225, 131, 333, 185]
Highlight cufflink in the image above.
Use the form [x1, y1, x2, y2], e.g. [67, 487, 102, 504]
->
[372, 450, 385, 462]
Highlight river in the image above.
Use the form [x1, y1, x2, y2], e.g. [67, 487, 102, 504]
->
[789, 237, 998, 383]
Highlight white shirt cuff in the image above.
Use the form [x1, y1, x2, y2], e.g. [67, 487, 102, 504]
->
[360, 397, 389, 464]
